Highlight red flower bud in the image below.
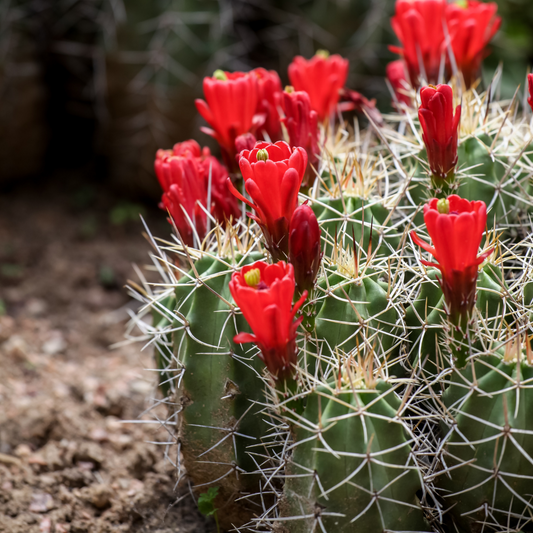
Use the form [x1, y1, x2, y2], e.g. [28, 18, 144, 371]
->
[446, 1, 501, 88]
[410, 195, 492, 323]
[288, 52, 349, 122]
[253, 68, 283, 141]
[228, 141, 307, 260]
[195, 71, 260, 169]
[230, 261, 307, 381]
[527, 74, 533, 111]
[390, 0, 446, 86]
[280, 89, 319, 185]
[386, 60, 412, 107]
[235, 133, 257, 156]
[289, 204, 322, 294]
[418, 84, 461, 181]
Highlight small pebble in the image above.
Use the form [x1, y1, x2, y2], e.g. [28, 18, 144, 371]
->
[29, 492, 55, 513]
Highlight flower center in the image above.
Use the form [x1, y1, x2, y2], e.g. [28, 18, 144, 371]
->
[315, 49, 330, 59]
[256, 149, 269, 162]
[437, 198, 450, 214]
[284, 85, 295, 93]
[244, 268, 261, 287]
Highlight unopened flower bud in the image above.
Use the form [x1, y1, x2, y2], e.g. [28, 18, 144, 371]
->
[419, 84, 461, 182]
[289, 204, 322, 294]
[281, 90, 318, 187]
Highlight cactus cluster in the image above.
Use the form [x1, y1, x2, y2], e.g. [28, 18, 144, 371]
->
[128, 2, 533, 532]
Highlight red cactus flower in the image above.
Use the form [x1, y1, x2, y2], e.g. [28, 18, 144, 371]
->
[419, 84, 461, 182]
[288, 51, 349, 122]
[410, 195, 492, 323]
[253, 68, 283, 141]
[446, 1, 501, 88]
[390, 0, 447, 86]
[159, 156, 207, 247]
[527, 74, 533, 111]
[195, 71, 260, 169]
[386, 60, 412, 107]
[155, 140, 204, 192]
[235, 133, 257, 157]
[289, 204, 322, 294]
[228, 141, 307, 260]
[155, 141, 240, 244]
[230, 261, 307, 380]
[280, 87, 319, 186]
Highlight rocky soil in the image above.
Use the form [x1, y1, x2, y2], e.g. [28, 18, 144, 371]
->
[0, 174, 215, 533]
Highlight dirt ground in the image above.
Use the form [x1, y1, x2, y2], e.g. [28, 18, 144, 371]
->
[0, 173, 215, 533]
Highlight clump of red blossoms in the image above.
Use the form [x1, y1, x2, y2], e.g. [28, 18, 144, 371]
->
[446, 1, 501, 88]
[155, 140, 240, 246]
[390, 0, 501, 89]
[289, 204, 322, 295]
[230, 261, 307, 381]
[288, 51, 349, 122]
[280, 87, 319, 187]
[527, 74, 533, 111]
[410, 195, 492, 325]
[195, 70, 260, 170]
[390, 0, 446, 86]
[253, 68, 283, 141]
[386, 60, 412, 107]
[419, 84, 461, 183]
[228, 141, 307, 261]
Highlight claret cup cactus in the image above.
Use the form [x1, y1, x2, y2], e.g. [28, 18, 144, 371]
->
[129, 1, 533, 531]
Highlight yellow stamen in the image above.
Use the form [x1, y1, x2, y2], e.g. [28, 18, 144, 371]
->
[244, 268, 261, 288]
[315, 49, 330, 59]
[213, 69, 228, 81]
[437, 198, 450, 214]
[256, 149, 269, 162]
[284, 85, 295, 93]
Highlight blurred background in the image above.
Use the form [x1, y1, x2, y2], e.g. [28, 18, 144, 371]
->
[0, 1, 532, 531]
[2, 0, 532, 199]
